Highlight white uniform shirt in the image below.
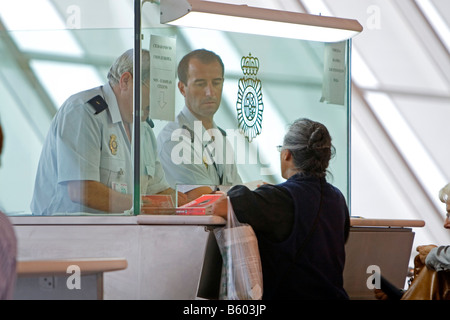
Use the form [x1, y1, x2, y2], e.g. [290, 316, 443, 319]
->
[31, 84, 169, 215]
[140, 120, 171, 195]
[157, 106, 242, 191]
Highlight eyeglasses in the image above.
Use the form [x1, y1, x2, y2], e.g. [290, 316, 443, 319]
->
[276, 145, 283, 152]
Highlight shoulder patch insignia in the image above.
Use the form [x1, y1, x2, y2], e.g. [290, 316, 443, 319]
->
[87, 95, 108, 114]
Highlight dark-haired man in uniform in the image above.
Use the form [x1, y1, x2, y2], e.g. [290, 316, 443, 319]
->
[157, 49, 242, 200]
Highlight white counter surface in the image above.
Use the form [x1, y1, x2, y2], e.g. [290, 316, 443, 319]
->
[10, 215, 424, 228]
[10, 214, 226, 226]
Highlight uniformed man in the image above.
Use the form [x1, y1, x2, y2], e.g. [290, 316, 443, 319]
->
[31, 49, 186, 215]
[157, 49, 242, 200]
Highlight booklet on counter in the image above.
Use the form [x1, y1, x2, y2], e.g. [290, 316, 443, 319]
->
[176, 194, 225, 215]
[141, 194, 176, 215]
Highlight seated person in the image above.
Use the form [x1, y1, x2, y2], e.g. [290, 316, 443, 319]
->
[375, 183, 450, 300]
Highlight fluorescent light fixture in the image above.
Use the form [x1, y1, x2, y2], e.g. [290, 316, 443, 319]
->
[160, 0, 362, 42]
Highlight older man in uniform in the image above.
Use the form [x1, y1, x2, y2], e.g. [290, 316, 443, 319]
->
[31, 49, 186, 215]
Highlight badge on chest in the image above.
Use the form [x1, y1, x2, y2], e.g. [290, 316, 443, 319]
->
[109, 134, 118, 155]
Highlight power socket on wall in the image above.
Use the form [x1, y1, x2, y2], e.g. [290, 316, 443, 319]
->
[38, 276, 56, 290]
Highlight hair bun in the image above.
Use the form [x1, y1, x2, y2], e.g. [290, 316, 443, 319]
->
[283, 118, 334, 178]
[308, 126, 329, 150]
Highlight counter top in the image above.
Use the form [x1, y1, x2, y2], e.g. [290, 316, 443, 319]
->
[17, 257, 128, 276]
[10, 214, 226, 226]
[350, 218, 425, 228]
[10, 215, 425, 228]
[10, 215, 138, 225]
[136, 214, 226, 225]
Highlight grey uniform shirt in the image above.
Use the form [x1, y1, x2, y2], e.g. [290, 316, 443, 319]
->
[31, 83, 169, 215]
[157, 106, 242, 191]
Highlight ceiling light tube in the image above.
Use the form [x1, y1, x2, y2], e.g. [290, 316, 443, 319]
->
[160, 0, 363, 42]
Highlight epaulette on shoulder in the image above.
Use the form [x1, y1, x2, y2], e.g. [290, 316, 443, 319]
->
[87, 95, 108, 114]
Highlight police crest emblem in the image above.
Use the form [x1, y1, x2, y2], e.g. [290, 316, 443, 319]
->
[236, 53, 264, 142]
[109, 134, 118, 155]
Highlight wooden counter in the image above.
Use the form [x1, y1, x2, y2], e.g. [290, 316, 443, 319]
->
[350, 217, 425, 228]
[17, 258, 128, 276]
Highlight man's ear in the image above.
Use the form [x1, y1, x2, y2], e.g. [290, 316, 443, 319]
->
[119, 72, 132, 90]
[178, 81, 186, 97]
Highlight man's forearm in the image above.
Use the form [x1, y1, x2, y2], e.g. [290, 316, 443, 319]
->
[67, 180, 132, 213]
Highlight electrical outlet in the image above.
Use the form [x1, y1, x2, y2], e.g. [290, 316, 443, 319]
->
[38, 276, 56, 290]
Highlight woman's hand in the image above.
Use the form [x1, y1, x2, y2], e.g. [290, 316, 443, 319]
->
[416, 245, 437, 264]
[212, 192, 228, 219]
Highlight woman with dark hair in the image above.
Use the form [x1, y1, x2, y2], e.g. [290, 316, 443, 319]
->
[213, 118, 350, 300]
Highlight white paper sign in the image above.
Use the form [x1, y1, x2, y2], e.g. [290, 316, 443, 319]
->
[320, 41, 346, 106]
[149, 35, 176, 121]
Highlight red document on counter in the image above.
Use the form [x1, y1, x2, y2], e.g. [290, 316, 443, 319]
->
[176, 194, 224, 215]
[141, 195, 176, 215]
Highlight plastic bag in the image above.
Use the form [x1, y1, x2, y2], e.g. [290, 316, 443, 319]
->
[213, 196, 263, 300]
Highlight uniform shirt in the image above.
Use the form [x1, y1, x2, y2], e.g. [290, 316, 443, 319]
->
[140, 121, 171, 195]
[31, 84, 169, 215]
[157, 106, 242, 191]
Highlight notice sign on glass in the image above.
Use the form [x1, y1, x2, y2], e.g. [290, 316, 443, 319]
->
[149, 35, 176, 121]
[320, 41, 346, 106]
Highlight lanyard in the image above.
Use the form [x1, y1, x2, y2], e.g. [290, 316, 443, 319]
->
[204, 139, 223, 185]
[181, 124, 225, 185]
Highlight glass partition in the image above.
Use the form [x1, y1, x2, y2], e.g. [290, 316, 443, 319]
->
[0, 0, 137, 216]
[0, 0, 351, 216]
[138, 2, 351, 214]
